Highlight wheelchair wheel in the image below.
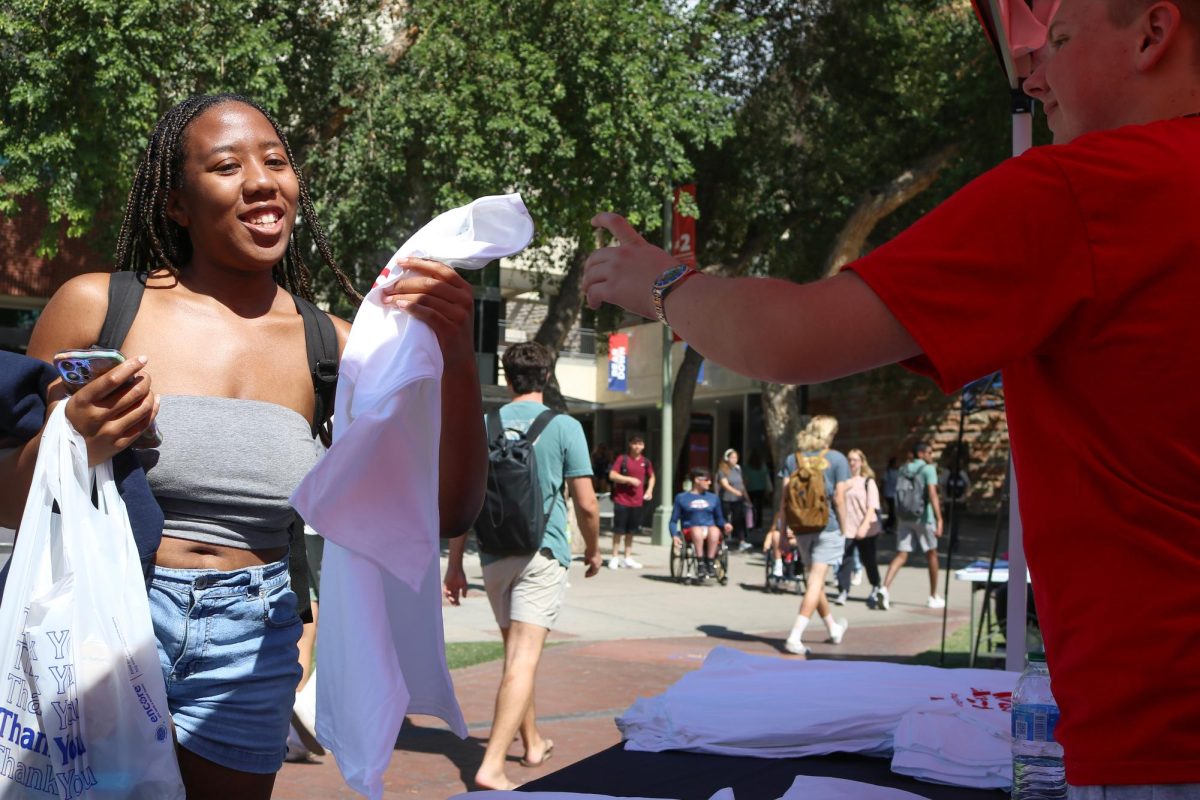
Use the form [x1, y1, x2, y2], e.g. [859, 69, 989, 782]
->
[715, 545, 729, 585]
[669, 539, 684, 580]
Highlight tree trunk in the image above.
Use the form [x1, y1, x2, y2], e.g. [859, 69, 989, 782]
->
[761, 382, 803, 469]
[671, 344, 706, 469]
[756, 144, 961, 471]
[822, 143, 959, 277]
[533, 238, 589, 412]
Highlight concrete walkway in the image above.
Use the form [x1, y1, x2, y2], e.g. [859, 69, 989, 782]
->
[275, 519, 1004, 798]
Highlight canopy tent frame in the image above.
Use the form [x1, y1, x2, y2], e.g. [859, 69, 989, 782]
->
[966, 0, 1046, 672]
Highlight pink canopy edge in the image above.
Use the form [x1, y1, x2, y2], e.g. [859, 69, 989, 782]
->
[971, 0, 1061, 81]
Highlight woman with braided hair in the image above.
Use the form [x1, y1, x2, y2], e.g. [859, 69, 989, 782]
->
[16, 94, 487, 798]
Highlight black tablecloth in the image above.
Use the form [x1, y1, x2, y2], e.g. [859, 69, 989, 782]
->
[521, 743, 1008, 799]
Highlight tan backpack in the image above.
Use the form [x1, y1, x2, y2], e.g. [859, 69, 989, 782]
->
[784, 449, 830, 534]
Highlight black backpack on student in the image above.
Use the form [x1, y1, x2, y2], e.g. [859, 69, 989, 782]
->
[97, 270, 338, 620]
[893, 462, 929, 522]
[474, 409, 559, 556]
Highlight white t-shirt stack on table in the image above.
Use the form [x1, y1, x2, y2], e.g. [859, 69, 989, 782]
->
[617, 647, 1018, 788]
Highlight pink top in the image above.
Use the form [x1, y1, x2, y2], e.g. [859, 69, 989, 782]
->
[844, 476, 882, 539]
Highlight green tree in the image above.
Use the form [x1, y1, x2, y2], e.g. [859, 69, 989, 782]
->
[2, 0, 743, 343]
[666, 0, 1026, 469]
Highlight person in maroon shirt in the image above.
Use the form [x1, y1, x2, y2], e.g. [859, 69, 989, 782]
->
[582, 1, 1200, 792]
[607, 435, 656, 569]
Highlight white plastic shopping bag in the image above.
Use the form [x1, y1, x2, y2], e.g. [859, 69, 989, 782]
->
[0, 402, 184, 799]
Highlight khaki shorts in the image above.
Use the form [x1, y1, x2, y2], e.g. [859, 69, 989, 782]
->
[897, 522, 938, 554]
[482, 549, 569, 630]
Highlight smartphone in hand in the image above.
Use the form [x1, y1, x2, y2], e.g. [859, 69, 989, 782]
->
[52, 347, 163, 448]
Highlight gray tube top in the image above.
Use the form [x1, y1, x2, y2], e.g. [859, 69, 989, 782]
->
[136, 395, 321, 550]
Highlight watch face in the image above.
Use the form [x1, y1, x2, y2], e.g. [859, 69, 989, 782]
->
[655, 265, 687, 288]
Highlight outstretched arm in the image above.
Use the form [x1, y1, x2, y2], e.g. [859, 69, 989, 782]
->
[582, 214, 920, 384]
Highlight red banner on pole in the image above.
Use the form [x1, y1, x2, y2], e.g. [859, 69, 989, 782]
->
[671, 184, 697, 267]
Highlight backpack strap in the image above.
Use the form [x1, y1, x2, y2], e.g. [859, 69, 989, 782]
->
[525, 409, 559, 444]
[95, 271, 146, 350]
[291, 295, 339, 441]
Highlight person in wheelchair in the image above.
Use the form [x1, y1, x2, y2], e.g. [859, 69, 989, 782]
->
[762, 514, 803, 591]
[669, 468, 732, 581]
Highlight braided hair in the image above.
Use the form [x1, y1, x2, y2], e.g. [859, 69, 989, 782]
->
[113, 93, 360, 304]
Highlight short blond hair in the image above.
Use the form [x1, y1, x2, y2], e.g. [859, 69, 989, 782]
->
[795, 415, 838, 452]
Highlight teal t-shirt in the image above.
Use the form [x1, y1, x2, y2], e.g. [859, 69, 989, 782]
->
[480, 401, 592, 568]
[905, 459, 940, 525]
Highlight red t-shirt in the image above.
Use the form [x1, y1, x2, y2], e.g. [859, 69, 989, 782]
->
[610, 454, 653, 507]
[848, 117, 1200, 785]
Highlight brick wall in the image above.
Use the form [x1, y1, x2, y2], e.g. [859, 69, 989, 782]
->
[0, 200, 107, 301]
[809, 365, 1009, 513]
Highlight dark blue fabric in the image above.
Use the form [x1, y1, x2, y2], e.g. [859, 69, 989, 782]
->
[0, 352, 161, 593]
[669, 491, 727, 534]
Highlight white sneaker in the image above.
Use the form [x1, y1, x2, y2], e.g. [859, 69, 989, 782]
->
[772, 559, 783, 578]
[292, 672, 325, 756]
[622, 557, 643, 569]
[851, 568, 864, 586]
[828, 617, 849, 645]
[878, 586, 891, 610]
[608, 557, 622, 570]
[738, 541, 753, 552]
[927, 595, 946, 609]
[784, 638, 811, 656]
[285, 725, 315, 763]
[834, 590, 848, 606]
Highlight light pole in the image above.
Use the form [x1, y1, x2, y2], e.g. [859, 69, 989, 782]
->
[652, 195, 674, 547]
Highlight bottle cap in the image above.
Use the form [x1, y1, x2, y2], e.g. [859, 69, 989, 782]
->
[1027, 651, 1047, 663]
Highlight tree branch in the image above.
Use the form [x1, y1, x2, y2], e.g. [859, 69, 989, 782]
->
[822, 143, 960, 277]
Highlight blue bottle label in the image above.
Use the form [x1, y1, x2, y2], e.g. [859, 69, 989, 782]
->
[1012, 703, 1059, 743]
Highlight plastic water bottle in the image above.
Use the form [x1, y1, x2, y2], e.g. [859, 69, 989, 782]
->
[1011, 651, 1066, 799]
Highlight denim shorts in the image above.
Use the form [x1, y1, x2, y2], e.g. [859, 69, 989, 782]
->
[797, 528, 845, 568]
[148, 558, 303, 774]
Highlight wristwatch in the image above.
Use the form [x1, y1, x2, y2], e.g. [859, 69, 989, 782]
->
[651, 264, 700, 325]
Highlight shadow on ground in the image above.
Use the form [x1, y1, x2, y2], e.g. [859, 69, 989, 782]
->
[696, 624, 787, 652]
[395, 718, 489, 789]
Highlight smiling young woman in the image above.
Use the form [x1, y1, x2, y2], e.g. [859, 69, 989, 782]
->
[21, 94, 487, 799]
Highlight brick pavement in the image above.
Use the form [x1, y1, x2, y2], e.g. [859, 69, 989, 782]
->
[273, 609, 968, 799]
[274, 517, 1003, 798]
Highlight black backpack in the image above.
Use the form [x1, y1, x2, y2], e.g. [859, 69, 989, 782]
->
[474, 409, 559, 556]
[97, 271, 338, 621]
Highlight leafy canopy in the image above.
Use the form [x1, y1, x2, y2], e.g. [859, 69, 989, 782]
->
[1, 0, 742, 306]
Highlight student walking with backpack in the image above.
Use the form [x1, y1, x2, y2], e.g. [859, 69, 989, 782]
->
[878, 442, 944, 610]
[607, 435, 655, 569]
[778, 415, 851, 656]
[443, 342, 602, 790]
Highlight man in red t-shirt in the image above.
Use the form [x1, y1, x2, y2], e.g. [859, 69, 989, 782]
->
[607, 436, 655, 569]
[582, 1, 1200, 791]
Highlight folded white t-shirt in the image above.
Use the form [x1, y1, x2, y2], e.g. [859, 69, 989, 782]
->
[890, 704, 1012, 789]
[618, 647, 1018, 760]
